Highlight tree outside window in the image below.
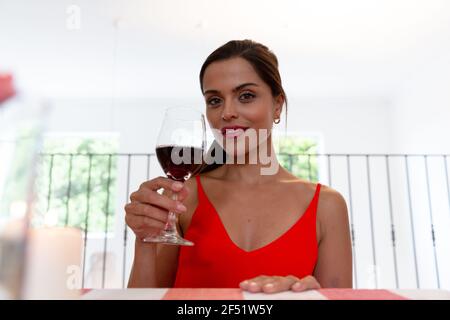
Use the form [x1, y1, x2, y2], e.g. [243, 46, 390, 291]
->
[273, 134, 321, 182]
[34, 134, 118, 236]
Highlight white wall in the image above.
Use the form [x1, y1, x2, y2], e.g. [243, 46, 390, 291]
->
[391, 55, 450, 154]
[46, 95, 392, 153]
[277, 96, 392, 154]
[387, 53, 450, 290]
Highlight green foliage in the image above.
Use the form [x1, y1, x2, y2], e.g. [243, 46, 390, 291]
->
[34, 137, 118, 233]
[274, 136, 319, 182]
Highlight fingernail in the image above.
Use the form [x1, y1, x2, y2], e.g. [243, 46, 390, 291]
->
[176, 203, 187, 212]
[172, 182, 183, 190]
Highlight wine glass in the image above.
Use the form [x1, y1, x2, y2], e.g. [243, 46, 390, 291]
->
[142, 107, 206, 246]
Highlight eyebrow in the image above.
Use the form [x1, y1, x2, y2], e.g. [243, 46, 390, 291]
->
[203, 82, 258, 95]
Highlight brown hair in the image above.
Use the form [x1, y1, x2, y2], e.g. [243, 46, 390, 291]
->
[197, 39, 288, 174]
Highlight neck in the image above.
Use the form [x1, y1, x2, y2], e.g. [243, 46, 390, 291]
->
[220, 136, 282, 185]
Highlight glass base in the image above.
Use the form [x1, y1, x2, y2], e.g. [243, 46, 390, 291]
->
[142, 232, 194, 246]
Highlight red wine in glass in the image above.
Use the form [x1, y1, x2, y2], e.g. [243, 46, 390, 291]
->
[156, 146, 204, 181]
[142, 107, 206, 246]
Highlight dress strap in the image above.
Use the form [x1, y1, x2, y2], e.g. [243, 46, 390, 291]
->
[309, 183, 322, 219]
[312, 183, 322, 204]
[195, 174, 206, 201]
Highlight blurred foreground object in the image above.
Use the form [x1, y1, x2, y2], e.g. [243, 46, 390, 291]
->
[23, 227, 83, 299]
[0, 86, 50, 299]
[0, 73, 15, 105]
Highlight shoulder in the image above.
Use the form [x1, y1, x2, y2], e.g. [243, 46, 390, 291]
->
[283, 175, 349, 228]
[285, 177, 346, 213]
[315, 184, 349, 239]
[317, 184, 348, 214]
[287, 175, 349, 242]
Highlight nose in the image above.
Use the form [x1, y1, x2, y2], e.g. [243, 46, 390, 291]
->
[221, 100, 238, 121]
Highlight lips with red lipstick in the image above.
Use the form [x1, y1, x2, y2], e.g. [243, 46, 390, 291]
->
[221, 125, 250, 138]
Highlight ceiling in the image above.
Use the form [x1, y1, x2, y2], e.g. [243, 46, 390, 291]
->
[1, 0, 449, 100]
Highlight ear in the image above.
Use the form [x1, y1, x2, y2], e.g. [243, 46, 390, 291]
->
[273, 94, 284, 119]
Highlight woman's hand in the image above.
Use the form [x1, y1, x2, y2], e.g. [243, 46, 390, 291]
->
[239, 275, 321, 294]
[124, 176, 189, 240]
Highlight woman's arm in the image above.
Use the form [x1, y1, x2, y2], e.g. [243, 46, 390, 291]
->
[127, 178, 197, 288]
[313, 187, 353, 288]
[128, 241, 158, 287]
[127, 240, 181, 288]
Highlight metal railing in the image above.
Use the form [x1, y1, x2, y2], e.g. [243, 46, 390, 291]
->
[35, 153, 450, 289]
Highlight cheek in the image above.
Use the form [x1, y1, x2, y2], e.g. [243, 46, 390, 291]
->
[243, 104, 273, 128]
[206, 109, 220, 127]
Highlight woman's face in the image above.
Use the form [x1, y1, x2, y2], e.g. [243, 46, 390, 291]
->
[202, 57, 283, 158]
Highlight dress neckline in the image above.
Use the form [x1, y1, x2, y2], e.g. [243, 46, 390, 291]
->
[196, 175, 321, 255]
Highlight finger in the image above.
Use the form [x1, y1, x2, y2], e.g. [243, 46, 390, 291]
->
[174, 185, 189, 202]
[125, 214, 166, 231]
[139, 177, 184, 193]
[239, 275, 269, 289]
[134, 226, 164, 241]
[125, 202, 168, 224]
[291, 276, 321, 292]
[130, 188, 187, 214]
[160, 183, 189, 203]
[262, 275, 300, 294]
[159, 180, 190, 203]
[239, 276, 270, 292]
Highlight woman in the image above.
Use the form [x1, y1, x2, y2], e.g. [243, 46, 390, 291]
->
[126, 40, 352, 293]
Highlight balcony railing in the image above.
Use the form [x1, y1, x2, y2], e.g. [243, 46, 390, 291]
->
[35, 153, 450, 290]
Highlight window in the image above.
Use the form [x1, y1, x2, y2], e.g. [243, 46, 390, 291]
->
[273, 132, 323, 182]
[34, 133, 119, 236]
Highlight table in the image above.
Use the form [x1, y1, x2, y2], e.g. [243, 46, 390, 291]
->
[82, 288, 450, 300]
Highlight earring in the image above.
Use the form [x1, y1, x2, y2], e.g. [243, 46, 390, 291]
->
[274, 118, 281, 124]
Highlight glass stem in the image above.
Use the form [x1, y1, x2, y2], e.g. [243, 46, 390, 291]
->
[164, 191, 179, 234]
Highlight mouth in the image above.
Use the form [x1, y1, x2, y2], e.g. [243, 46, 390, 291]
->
[221, 126, 250, 138]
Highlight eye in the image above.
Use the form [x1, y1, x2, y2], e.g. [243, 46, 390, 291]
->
[206, 97, 222, 107]
[239, 92, 255, 102]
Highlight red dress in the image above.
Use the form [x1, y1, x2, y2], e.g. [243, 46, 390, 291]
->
[174, 175, 322, 288]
